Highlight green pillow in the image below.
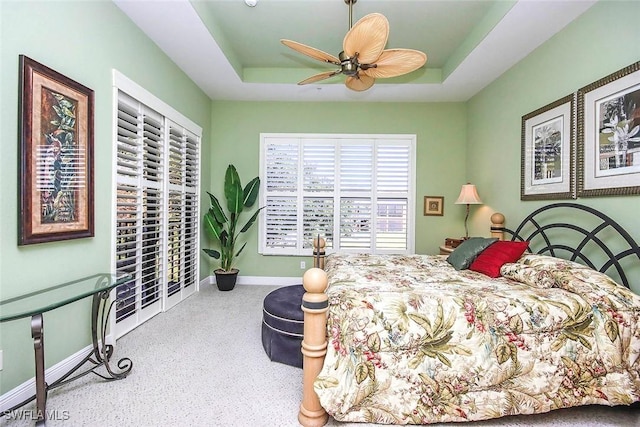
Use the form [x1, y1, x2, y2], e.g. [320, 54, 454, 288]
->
[446, 237, 498, 270]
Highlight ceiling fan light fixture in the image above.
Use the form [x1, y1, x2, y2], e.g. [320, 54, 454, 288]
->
[281, 0, 427, 91]
[339, 51, 359, 76]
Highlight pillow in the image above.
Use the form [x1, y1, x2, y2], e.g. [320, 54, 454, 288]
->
[446, 237, 498, 270]
[468, 241, 529, 278]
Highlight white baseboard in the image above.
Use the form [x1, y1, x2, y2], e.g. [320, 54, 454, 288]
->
[206, 275, 302, 286]
[199, 276, 213, 287]
[0, 336, 112, 412]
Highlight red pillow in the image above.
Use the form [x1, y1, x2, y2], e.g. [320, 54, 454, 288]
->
[469, 241, 529, 278]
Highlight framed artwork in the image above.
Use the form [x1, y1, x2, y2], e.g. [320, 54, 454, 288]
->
[18, 55, 94, 245]
[424, 196, 444, 216]
[521, 94, 575, 200]
[577, 61, 640, 197]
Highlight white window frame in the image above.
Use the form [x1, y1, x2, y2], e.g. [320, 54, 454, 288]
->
[111, 71, 202, 338]
[259, 133, 416, 256]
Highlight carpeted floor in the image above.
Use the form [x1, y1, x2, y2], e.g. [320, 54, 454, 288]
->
[2, 284, 638, 427]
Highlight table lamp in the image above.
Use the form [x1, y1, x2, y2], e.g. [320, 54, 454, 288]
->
[455, 183, 483, 239]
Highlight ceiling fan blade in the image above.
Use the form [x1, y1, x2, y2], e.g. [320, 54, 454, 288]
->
[298, 70, 342, 85]
[343, 13, 389, 65]
[362, 49, 427, 79]
[345, 73, 375, 92]
[281, 39, 340, 65]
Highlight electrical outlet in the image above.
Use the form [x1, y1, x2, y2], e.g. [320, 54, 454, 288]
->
[300, 261, 306, 269]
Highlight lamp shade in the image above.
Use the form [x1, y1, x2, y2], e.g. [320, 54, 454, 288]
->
[455, 184, 482, 205]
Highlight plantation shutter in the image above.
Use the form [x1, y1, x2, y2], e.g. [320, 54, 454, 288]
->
[183, 132, 199, 295]
[166, 122, 198, 309]
[302, 140, 335, 249]
[260, 134, 415, 255]
[339, 142, 373, 250]
[375, 142, 410, 251]
[113, 74, 201, 338]
[115, 93, 164, 332]
[263, 140, 300, 252]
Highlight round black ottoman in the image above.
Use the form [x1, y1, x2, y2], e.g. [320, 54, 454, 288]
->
[261, 285, 305, 368]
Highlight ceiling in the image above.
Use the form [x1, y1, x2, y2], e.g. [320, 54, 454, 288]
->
[113, 0, 596, 103]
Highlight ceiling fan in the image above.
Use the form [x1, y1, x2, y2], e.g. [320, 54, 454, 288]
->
[281, 0, 427, 92]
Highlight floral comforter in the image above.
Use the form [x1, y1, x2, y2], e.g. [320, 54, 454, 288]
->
[314, 253, 640, 424]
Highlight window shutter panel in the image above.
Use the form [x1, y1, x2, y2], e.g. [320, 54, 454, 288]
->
[340, 143, 373, 192]
[115, 93, 164, 322]
[167, 189, 183, 296]
[375, 143, 410, 251]
[165, 124, 200, 298]
[115, 184, 139, 321]
[141, 187, 163, 308]
[339, 198, 372, 249]
[302, 141, 335, 249]
[303, 197, 334, 249]
[338, 143, 373, 249]
[165, 123, 200, 299]
[115, 94, 141, 321]
[263, 140, 299, 251]
[166, 125, 184, 296]
[115, 99, 140, 179]
[183, 132, 199, 290]
[265, 141, 298, 192]
[140, 110, 164, 308]
[265, 196, 298, 249]
[376, 199, 408, 250]
[168, 126, 184, 186]
[377, 143, 410, 193]
[303, 142, 335, 192]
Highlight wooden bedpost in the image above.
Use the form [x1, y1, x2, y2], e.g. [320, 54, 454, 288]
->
[299, 267, 329, 427]
[313, 236, 326, 269]
[491, 212, 506, 241]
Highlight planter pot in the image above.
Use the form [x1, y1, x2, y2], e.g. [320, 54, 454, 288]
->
[214, 268, 239, 291]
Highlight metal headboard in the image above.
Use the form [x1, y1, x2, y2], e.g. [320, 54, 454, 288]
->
[498, 203, 640, 289]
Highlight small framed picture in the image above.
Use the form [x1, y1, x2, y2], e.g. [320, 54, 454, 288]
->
[424, 196, 444, 216]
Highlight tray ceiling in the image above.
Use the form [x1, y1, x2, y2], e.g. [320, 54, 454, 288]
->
[114, 0, 596, 102]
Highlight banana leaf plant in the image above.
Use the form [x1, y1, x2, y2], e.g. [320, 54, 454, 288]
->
[202, 164, 263, 272]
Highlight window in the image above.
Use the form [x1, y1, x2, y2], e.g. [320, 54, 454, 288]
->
[113, 72, 201, 337]
[259, 134, 416, 255]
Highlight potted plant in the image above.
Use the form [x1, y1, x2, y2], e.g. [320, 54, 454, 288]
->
[202, 164, 263, 291]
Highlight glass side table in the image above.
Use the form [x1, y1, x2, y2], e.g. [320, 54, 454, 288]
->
[0, 273, 133, 425]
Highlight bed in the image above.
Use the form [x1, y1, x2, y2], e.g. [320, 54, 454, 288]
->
[297, 203, 640, 426]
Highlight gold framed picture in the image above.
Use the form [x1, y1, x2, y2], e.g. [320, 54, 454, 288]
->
[577, 61, 640, 197]
[18, 55, 94, 245]
[521, 94, 575, 200]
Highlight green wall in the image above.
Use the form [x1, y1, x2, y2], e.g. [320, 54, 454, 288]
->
[205, 101, 468, 277]
[0, 1, 212, 393]
[467, 0, 640, 293]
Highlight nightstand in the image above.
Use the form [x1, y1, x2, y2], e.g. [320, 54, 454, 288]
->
[439, 245, 455, 255]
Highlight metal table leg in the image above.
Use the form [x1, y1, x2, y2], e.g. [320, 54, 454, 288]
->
[46, 290, 132, 388]
[10, 286, 132, 426]
[30, 313, 46, 425]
